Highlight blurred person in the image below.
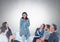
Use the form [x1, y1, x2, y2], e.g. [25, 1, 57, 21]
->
[1, 22, 19, 42]
[33, 24, 45, 42]
[0, 22, 8, 42]
[48, 24, 59, 42]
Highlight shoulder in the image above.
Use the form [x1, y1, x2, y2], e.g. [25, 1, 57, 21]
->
[26, 18, 29, 21]
[8, 27, 12, 32]
[8, 27, 11, 30]
[20, 17, 23, 20]
[54, 32, 59, 37]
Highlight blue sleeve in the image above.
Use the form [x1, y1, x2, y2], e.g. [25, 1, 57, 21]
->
[20, 18, 23, 35]
[53, 35, 59, 42]
[39, 30, 44, 37]
[48, 33, 59, 42]
[26, 19, 30, 27]
[6, 28, 12, 38]
[20, 18, 23, 28]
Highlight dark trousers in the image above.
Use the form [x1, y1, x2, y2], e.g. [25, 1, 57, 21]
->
[32, 37, 40, 42]
[45, 39, 48, 42]
[11, 40, 20, 42]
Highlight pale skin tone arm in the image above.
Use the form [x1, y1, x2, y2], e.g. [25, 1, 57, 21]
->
[9, 35, 15, 42]
[36, 37, 45, 42]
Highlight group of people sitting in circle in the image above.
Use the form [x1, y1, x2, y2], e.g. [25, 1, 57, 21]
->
[33, 24, 59, 42]
[0, 12, 59, 42]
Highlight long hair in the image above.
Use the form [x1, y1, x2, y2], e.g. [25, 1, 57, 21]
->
[22, 12, 28, 20]
[42, 24, 45, 29]
[46, 24, 50, 29]
[1, 22, 7, 32]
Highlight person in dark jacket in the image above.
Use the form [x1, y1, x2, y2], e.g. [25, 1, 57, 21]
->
[48, 24, 59, 42]
[32, 24, 45, 42]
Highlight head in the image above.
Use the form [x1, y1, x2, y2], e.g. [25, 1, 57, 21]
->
[22, 12, 28, 20]
[2, 22, 8, 29]
[50, 24, 57, 33]
[45, 24, 50, 31]
[1, 22, 8, 34]
[40, 24, 45, 29]
[2, 22, 9, 28]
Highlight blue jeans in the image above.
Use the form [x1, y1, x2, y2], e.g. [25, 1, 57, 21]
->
[22, 35, 30, 42]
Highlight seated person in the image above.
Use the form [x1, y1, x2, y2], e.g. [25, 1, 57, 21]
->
[36, 24, 50, 42]
[1, 22, 20, 42]
[48, 24, 59, 42]
[0, 24, 8, 42]
[32, 24, 45, 42]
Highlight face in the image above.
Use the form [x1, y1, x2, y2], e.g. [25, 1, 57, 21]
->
[45, 25, 48, 30]
[22, 14, 27, 19]
[50, 25, 54, 32]
[40, 24, 44, 29]
[6, 23, 9, 28]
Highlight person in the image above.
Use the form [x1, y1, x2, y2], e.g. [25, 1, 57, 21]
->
[0, 23, 8, 42]
[1, 22, 20, 42]
[48, 24, 59, 42]
[20, 12, 30, 42]
[36, 24, 50, 42]
[33, 24, 45, 42]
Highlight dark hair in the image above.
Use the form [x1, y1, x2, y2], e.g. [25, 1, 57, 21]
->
[1, 22, 8, 33]
[52, 24, 57, 30]
[1, 27, 7, 33]
[46, 24, 50, 29]
[2, 22, 7, 28]
[42, 24, 45, 28]
[22, 12, 28, 20]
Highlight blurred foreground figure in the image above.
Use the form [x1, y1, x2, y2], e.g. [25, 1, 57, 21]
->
[0, 22, 8, 42]
[33, 24, 45, 42]
[0, 22, 20, 42]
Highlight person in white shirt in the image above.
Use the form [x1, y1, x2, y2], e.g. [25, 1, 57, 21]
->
[0, 22, 8, 42]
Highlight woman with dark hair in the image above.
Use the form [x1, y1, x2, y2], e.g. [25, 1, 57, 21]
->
[0, 23, 8, 42]
[1, 22, 19, 42]
[33, 24, 45, 42]
[0, 22, 14, 42]
[0, 22, 8, 42]
[20, 12, 30, 42]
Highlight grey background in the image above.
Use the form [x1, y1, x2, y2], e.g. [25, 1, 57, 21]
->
[0, 0, 60, 38]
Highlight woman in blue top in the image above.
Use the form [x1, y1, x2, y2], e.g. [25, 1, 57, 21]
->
[33, 24, 45, 42]
[20, 12, 30, 42]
